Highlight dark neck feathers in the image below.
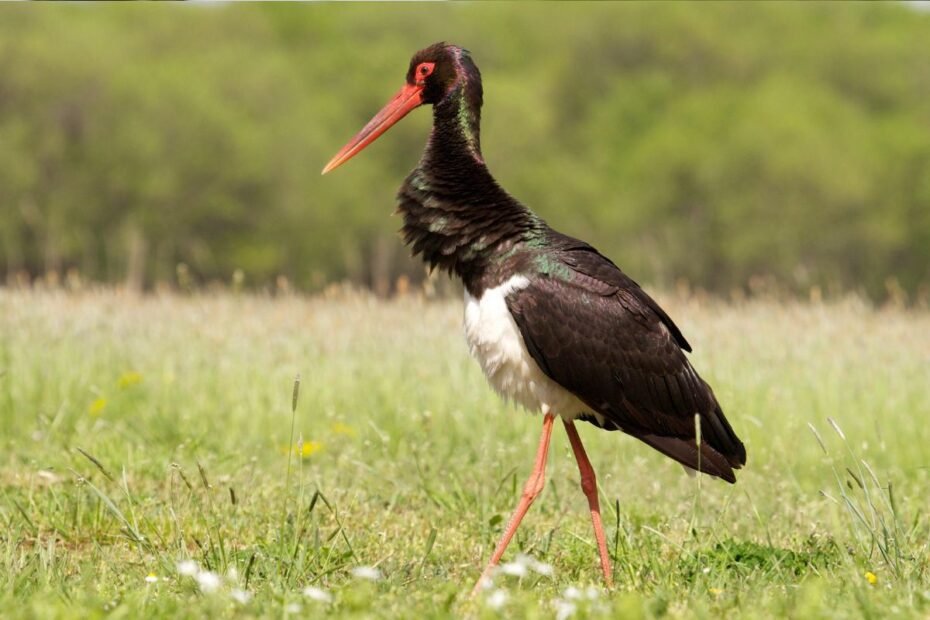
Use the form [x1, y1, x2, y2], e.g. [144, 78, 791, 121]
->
[396, 60, 541, 286]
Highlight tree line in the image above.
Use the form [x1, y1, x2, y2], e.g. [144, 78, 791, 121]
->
[0, 3, 928, 301]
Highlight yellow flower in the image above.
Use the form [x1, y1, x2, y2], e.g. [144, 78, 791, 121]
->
[330, 422, 357, 437]
[118, 371, 143, 388]
[298, 441, 324, 458]
[709, 587, 723, 596]
[282, 441, 324, 458]
[88, 398, 107, 416]
[865, 571, 877, 586]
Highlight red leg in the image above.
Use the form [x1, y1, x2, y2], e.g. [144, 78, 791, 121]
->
[472, 412, 556, 596]
[563, 419, 613, 588]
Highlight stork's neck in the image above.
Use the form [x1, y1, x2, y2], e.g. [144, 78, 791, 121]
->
[397, 84, 542, 285]
[428, 82, 483, 165]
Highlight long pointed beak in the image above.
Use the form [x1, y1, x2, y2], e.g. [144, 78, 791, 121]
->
[322, 82, 425, 175]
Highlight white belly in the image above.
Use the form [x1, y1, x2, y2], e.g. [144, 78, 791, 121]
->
[463, 275, 595, 420]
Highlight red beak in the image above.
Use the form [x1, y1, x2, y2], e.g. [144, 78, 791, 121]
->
[322, 82, 425, 174]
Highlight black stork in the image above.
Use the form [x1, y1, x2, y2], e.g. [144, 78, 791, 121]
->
[323, 42, 746, 593]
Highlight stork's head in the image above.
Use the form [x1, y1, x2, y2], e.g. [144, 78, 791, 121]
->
[322, 42, 480, 174]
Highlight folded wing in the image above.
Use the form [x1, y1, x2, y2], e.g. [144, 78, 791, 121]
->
[506, 237, 746, 482]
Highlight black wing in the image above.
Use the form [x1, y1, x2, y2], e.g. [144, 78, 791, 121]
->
[507, 237, 746, 482]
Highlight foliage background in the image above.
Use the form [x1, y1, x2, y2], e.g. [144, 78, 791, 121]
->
[1, 2, 928, 300]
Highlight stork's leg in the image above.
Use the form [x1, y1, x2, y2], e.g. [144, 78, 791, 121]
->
[471, 412, 556, 596]
[563, 419, 614, 588]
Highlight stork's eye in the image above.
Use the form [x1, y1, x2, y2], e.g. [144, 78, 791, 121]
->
[416, 62, 435, 80]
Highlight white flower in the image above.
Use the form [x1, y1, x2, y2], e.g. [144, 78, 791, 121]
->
[584, 585, 600, 600]
[145, 574, 158, 584]
[554, 599, 577, 620]
[230, 588, 252, 604]
[505, 554, 554, 577]
[486, 588, 509, 610]
[563, 586, 583, 600]
[499, 562, 528, 577]
[177, 560, 199, 576]
[226, 567, 239, 582]
[350, 566, 382, 581]
[195, 571, 222, 593]
[285, 603, 302, 614]
[302, 586, 333, 603]
[472, 575, 494, 592]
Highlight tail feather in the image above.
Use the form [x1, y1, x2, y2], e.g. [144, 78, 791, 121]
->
[637, 433, 740, 483]
[700, 404, 747, 469]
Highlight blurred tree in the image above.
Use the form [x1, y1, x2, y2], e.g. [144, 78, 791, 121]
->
[0, 2, 927, 300]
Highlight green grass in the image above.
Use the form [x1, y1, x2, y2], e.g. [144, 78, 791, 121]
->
[1, 287, 928, 618]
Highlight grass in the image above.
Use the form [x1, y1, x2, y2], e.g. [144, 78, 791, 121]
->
[1, 286, 929, 618]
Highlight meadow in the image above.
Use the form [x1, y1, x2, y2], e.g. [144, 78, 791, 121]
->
[1, 287, 928, 618]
